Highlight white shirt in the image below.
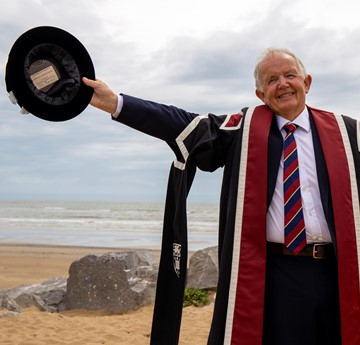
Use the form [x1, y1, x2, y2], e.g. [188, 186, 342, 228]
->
[112, 94, 124, 118]
[266, 108, 332, 244]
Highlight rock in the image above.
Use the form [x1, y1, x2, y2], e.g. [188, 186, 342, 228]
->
[0, 277, 67, 313]
[0, 250, 159, 317]
[63, 251, 158, 313]
[0, 295, 21, 317]
[186, 246, 218, 290]
[1, 295, 21, 312]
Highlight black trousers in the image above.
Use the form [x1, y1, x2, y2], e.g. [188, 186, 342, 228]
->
[262, 250, 342, 345]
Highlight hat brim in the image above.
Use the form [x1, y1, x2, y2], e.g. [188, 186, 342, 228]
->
[5, 26, 95, 122]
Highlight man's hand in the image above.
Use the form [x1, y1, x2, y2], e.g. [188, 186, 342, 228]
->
[82, 77, 118, 115]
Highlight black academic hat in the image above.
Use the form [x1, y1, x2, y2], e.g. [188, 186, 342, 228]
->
[5, 26, 95, 122]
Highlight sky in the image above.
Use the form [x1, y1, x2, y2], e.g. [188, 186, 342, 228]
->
[1, 0, 360, 203]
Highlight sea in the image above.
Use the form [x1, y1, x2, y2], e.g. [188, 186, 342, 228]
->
[0, 200, 219, 252]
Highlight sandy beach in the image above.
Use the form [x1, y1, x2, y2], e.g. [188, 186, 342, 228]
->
[0, 244, 213, 344]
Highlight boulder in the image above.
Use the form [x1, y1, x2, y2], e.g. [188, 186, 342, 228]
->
[0, 295, 21, 317]
[63, 251, 158, 313]
[0, 277, 67, 313]
[186, 246, 218, 290]
[0, 247, 225, 316]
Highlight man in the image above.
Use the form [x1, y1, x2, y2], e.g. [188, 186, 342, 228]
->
[83, 48, 360, 345]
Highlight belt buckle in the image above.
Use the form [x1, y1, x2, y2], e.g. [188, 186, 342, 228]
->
[312, 243, 325, 259]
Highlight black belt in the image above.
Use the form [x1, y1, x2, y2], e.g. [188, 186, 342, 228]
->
[267, 242, 334, 259]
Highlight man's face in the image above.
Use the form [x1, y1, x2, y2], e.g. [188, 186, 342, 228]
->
[255, 52, 312, 120]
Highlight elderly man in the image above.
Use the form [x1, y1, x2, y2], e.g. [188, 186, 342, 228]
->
[83, 48, 360, 345]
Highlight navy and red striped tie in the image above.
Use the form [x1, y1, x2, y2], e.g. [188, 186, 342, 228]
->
[283, 123, 307, 255]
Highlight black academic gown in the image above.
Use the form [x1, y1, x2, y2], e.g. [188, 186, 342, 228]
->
[114, 94, 360, 345]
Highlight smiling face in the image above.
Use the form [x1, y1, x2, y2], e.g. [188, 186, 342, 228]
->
[255, 52, 312, 121]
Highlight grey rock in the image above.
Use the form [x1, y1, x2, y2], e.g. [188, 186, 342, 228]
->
[0, 251, 159, 317]
[0, 277, 67, 314]
[186, 246, 218, 290]
[63, 251, 158, 313]
[0, 295, 21, 313]
[0, 246, 223, 317]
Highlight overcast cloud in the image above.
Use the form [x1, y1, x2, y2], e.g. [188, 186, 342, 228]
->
[1, 0, 360, 202]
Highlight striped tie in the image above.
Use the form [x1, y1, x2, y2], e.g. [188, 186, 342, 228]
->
[283, 123, 307, 255]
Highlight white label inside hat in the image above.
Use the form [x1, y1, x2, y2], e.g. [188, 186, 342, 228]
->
[30, 65, 60, 91]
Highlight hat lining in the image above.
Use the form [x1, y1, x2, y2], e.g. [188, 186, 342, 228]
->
[24, 43, 80, 106]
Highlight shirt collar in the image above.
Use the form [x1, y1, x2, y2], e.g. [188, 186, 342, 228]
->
[275, 107, 310, 133]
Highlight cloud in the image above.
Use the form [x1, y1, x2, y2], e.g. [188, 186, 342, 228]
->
[1, 0, 360, 201]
